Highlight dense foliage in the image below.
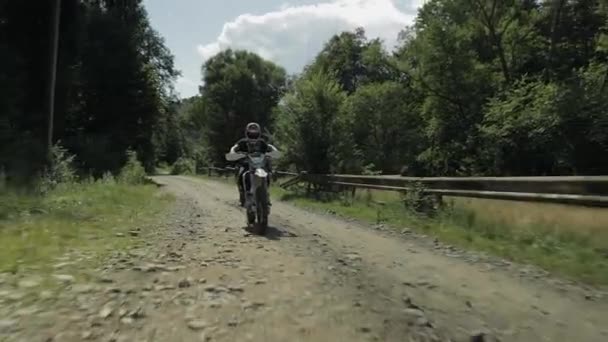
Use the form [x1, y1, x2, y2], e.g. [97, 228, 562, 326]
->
[0, 0, 179, 183]
[4, 0, 608, 182]
[272, 0, 608, 176]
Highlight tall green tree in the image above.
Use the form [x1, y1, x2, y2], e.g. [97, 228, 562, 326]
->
[0, 0, 179, 181]
[200, 50, 286, 164]
[275, 72, 353, 174]
[342, 82, 424, 173]
[402, 0, 494, 175]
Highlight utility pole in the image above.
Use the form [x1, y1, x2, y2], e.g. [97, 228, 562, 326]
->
[47, 0, 61, 162]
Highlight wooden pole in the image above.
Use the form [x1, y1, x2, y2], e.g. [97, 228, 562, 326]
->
[47, 0, 61, 161]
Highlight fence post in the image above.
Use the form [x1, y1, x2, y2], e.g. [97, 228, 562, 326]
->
[375, 201, 386, 225]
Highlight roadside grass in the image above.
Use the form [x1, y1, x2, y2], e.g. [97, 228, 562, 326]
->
[0, 180, 172, 283]
[271, 186, 608, 286]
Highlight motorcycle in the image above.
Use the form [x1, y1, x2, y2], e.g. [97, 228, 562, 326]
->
[225, 150, 281, 234]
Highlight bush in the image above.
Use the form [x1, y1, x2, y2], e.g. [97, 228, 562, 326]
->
[118, 150, 147, 185]
[171, 157, 195, 175]
[99, 171, 116, 185]
[38, 144, 77, 194]
[403, 181, 438, 216]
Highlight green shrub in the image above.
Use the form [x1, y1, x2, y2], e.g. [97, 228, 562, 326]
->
[403, 181, 438, 216]
[171, 157, 195, 175]
[39, 144, 77, 194]
[99, 171, 116, 185]
[118, 150, 147, 185]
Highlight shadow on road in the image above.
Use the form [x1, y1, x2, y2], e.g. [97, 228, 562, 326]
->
[242, 225, 298, 240]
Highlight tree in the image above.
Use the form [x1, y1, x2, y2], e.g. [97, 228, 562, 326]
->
[275, 72, 353, 174]
[401, 0, 495, 175]
[200, 50, 286, 164]
[342, 82, 424, 173]
[0, 0, 179, 181]
[481, 78, 567, 175]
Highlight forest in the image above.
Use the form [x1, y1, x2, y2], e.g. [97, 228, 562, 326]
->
[2, 0, 608, 187]
[1, 0, 179, 184]
[173, 0, 608, 177]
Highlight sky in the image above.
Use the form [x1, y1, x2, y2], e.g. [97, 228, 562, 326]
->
[143, 0, 426, 98]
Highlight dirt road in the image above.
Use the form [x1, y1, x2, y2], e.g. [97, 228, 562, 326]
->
[2, 176, 607, 342]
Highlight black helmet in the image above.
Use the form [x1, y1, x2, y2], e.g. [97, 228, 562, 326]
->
[245, 122, 261, 139]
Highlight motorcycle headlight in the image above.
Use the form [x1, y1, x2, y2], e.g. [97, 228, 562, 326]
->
[254, 168, 268, 178]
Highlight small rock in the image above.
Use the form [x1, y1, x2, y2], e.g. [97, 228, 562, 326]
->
[128, 306, 145, 319]
[81, 331, 93, 340]
[254, 279, 267, 285]
[167, 265, 186, 272]
[187, 320, 208, 330]
[118, 308, 128, 317]
[178, 278, 193, 288]
[198, 278, 207, 284]
[244, 301, 265, 310]
[466, 300, 473, 308]
[39, 290, 54, 299]
[99, 306, 113, 319]
[208, 301, 222, 309]
[98, 276, 114, 283]
[227, 319, 239, 327]
[228, 285, 244, 293]
[128, 230, 139, 237]
[53, 274, 75, 283]
[73, 284, 95, 294]
[0, 319, 18, 332]
[154, 284, 176, 291]
[106, 286, 121, 294]
[120, 317, 134, 325]
[470, 330, 498, 342]
[403, 308, 426, 318]
[359, 327, 371, 333]
[115, 232, 125, 237]
[346, 253, 361, 261]
[53, 262, 73, 269]
[15, 305, 39, 316]
[415, 316, 431, 327]
[18, 278, 41, 288]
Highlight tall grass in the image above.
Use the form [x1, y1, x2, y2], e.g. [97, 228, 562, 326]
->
[273, 186, 608, 285]
[0, 147, 171, 278]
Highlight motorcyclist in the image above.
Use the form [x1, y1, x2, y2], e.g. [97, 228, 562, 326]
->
[229, 122, 278, 207]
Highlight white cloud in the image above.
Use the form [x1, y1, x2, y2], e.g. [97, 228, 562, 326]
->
[196, 0, 424, 73]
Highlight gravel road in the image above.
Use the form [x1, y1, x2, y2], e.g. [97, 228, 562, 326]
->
[1, 176, 607, 342]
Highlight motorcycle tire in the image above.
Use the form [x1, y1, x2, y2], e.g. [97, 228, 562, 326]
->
[255, 186, 269, 235]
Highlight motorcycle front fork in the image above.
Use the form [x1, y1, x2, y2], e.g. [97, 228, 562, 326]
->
[242, 175, 270, 208]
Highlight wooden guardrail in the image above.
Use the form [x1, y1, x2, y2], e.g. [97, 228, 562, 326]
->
[203, 166, 608, 207]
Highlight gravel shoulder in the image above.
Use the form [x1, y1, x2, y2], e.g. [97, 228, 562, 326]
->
[1, 176, 607, 342]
